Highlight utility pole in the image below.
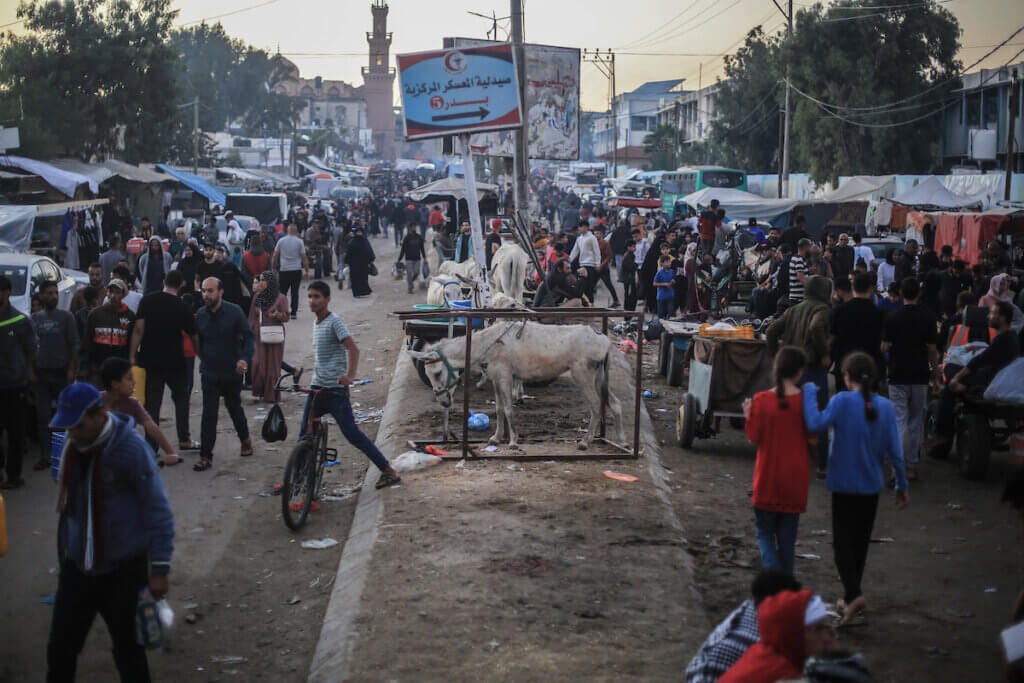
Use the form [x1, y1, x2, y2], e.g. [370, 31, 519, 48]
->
[584, 49, 617, 177]
[192, 96, 200, 175]
[780, 0, 793, 198]
[510, 0, 529, 218]
[1006, 67, 1019, 202]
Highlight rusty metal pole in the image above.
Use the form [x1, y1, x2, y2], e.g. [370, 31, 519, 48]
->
[633, 311, 644, 459]
[600, 316, 609, 438]
[463, 321, 473, 459]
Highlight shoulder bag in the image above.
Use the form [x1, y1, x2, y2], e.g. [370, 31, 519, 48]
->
[259, 307, 286, 345]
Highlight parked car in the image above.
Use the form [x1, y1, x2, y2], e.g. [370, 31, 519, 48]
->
[0, 253, 85, 313]
[862, 236, 905, 262]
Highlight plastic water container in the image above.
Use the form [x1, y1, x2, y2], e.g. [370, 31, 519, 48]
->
[413, 303, 449, 324]
[51, 432, 66, 481]
[450, 299, 484, 328]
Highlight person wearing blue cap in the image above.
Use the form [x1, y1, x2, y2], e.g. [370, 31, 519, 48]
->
[46, 381, 175, 681]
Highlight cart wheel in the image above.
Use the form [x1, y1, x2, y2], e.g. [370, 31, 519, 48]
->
[957, 412, 992, 480]
[658, 332, 671, 377]
[676, 393, 697, 449]
[411, 338, 432, 388]
[667, 341, 685, 387]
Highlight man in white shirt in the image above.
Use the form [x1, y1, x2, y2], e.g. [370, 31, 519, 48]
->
[569, 223, 601, 302]
[852, 233, 875, 270]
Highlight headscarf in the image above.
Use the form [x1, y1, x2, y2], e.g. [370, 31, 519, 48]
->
[254, 270, 280, 310]
[684, 242, 698, 265]
[985, 273, 1013, 303]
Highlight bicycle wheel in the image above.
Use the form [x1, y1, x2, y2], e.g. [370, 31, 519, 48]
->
[282, 437, 318, 531]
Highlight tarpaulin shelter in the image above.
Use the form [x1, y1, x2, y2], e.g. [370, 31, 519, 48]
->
[931, 212, 1019, 265]
[406, 177, 499, 203]
[821, 175, 896, 203]
[0, 155, 97, 198]
[155, 164, 226, 206]
[681, 187, 800, 223]
[892, 176, 983, 209]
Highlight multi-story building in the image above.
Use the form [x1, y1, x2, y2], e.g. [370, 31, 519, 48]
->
[270, 59, 368, 142]
[362, 0, 397, 161]
[657, 82, 720, 145]
[594, 79, 684, 171]
[941, 61, 1023, 173]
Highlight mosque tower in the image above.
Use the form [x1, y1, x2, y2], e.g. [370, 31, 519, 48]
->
[362, 0, 397, 161]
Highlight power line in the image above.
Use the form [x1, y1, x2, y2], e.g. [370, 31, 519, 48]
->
[615, 0, 702, 50]
[630, 0, 746, 51]
[179, 0, 284, 27]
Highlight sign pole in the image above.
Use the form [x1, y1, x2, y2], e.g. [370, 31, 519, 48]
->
[460, 133, 491, 307]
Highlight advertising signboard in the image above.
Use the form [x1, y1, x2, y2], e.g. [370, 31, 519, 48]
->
[396, 44, 523, 141]
[445, 38, 580, 160]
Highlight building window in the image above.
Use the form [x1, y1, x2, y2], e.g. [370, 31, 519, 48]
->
[966, 92, 981, 128]
[376, 56, 383, 66]
[982, 87, 999, 128]
[630, 115, 655, 132]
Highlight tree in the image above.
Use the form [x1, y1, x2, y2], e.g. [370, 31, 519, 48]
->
[706, 1, 960, 183]
[787, 0, 961, 183]
[643, 124, 680, 170]
[0, 0, 179, 162]
[710, 27, 782, 173]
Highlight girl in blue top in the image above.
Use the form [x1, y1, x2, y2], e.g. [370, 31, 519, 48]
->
[802, 351, 909, 626]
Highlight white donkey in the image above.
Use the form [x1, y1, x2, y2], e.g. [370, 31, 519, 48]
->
[408, 321, 626, 450]
[489, 241, 529, 303]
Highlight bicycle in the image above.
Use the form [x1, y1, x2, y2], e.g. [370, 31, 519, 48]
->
[277, 373, 340, 531]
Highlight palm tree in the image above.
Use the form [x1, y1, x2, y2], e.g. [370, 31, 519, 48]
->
[644, 124, 680, 170]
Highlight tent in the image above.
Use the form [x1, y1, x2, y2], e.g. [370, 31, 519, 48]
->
[406, 177, 499, 203]
[891, 176, 982, 209]
[0, 155, 98, 197]
[155, 164, 226, 206]
[0, 205, 36, 253]
[820, 175, 895, 203]
[681, 187, 800, 222]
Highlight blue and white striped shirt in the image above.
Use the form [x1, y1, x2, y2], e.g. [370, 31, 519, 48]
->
[312, 312, 351, 387]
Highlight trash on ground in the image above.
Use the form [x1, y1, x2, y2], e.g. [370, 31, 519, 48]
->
[351, 379, 374, 386]
[301, 538, 339, 550]
[157, 600, 174, 629]
[210, 655, 247, 665]
[286, 596, 301, 605]
[797, 553, 822, 560]
[643, 390, 658, 399]
[324, 460, 341, 468]
[424, 445, 448, 456]
[603, 471, 639, 483]
[454, 460, 465, 469]
[392, 451, 443, 472]
[985, 587, 998, 593]
[467, 411, 490, 430]
[355, 409, 384, 424]
[946, 503, 964, 510]
[871, 537, 896, 543]
[483, 445, 498, 452]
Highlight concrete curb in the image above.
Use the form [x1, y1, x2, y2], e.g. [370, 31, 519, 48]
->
[307, 347, 416, 683]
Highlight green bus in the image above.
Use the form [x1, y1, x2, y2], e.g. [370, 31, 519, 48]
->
[660, 166, 748, 217]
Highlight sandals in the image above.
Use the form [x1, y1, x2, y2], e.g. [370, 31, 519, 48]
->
[375, 470, 402, 489]
[193, 459, 212, 472]
[178, 440, 200, 451]
[240, 439, 254, 457]
[162, 454, 182, 467]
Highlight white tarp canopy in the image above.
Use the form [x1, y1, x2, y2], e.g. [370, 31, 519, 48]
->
[0, 205, 36, 253]
[681, 187, 800, 222]
[0, 155, 98, 196]
[821, 175, 896, 203]
[891, 176, 982, 208]
[406, 177, 499, 202]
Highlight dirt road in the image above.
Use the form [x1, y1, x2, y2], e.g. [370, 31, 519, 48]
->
[0, 237, 410, 683]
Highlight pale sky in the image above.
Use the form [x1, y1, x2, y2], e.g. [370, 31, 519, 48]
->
[2, 0, 1023, 111]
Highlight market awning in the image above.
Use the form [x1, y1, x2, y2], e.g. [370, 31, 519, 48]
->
[0, 155, 98, 196]
[820, 175, 895, 203]
[406, 177, 499, 203]
[100, 159, 168, 184]
[681, 187, 800, 222]
[891, 176, 981, 209]
[47, 158, 115, 186]
[155, 164, 226, 206]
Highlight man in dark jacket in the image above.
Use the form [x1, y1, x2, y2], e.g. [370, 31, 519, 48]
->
[81, 278, 135, 387]
[767, 275, 833, 475]
[46, 382, 174, 679]
[619, 240, 639, 312]
[399, 224, 427, 294]
[194, 277, 255, 471]
[0, 274, 37, 489]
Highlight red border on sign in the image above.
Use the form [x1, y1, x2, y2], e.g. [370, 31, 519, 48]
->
[396, 43, 513, 71]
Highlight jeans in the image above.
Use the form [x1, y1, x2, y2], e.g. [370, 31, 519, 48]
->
[300, 387, 390, 472]
[200, 374, 250, 461]
[596, 267, 619, 304]
[889, 384, 927, 467]
[185, 357, 195, 396]
[47, 554, 151, 683]
[656, 297, 674, 320]
[579, 266, 599, 302]
[802, 366, 830, 470]
[754, 508, 801, 576]
[144, 366, 191, 447]
[393, 224, 405, 248]
[405, 259, 421, 291]
[0, 387, 28, 482]
[622, 278, 638, 312]
[832, 492, 879, 604]
[35, 367, 69, 461]
[279, 270, 302, 315]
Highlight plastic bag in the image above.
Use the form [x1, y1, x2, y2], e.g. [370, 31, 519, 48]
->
[467, 411, 490, 431]
[422, 260, 431, 278]
[261, 403, 288, 443]
[391, 450, 443, 472]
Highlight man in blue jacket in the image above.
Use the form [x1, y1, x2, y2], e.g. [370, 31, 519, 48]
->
[47, 382, 175, 681]
[194, 276, 255, 471]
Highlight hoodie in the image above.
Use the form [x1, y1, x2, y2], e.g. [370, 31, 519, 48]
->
[58, 413, 174, 577]
[719, 589, 812, 683]
[767, 275, 833, 366]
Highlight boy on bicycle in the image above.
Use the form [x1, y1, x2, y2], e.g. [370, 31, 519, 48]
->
[302, 280, 402, 489]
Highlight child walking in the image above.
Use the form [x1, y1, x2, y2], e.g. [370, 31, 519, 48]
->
[742, 346, 812, 576]
[802, 351, 909, 625]
[653, 254, 675, 320]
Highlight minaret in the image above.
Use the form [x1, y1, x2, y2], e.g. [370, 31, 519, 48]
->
[362, 0, 396, 161]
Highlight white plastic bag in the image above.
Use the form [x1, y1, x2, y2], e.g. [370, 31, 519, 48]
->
[391, 451, 443, 472]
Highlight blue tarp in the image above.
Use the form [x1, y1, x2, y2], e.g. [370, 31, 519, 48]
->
[155, 164, 226, 206]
